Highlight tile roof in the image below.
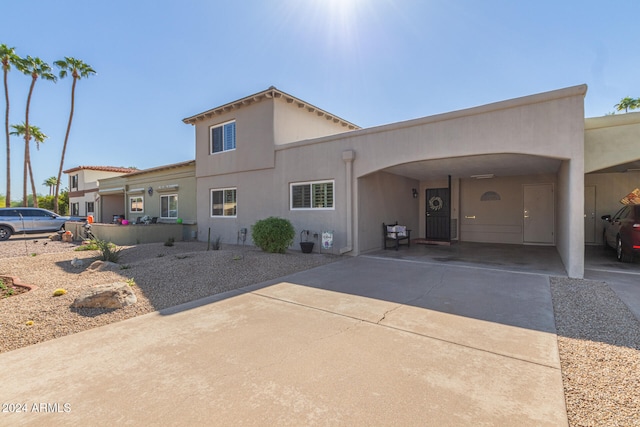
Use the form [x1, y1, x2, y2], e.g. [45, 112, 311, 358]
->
[63, 166, 139, 174]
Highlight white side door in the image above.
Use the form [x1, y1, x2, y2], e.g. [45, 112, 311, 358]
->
[523, 184, 554, 244]
[584, 186, 596, 244]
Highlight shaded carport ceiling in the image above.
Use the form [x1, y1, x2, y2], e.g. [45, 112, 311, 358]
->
[382, 154, 563, 181]
[587, 159, 640, 174]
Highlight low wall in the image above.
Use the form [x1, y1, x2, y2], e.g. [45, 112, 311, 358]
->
[64, 221, 197, 245]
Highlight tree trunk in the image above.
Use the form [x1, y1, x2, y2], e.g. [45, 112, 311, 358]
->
[3, 65, 10, 207]
[27, 158, 38, 208]
[54, 77, 76, 213]
[23, 76, 36, 207]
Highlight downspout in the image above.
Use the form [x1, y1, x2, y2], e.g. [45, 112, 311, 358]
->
[340, 150, 355, 254]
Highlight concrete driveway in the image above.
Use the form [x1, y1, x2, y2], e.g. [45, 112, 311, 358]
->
[0, 255, 567, 426]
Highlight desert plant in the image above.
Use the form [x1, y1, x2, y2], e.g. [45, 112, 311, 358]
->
[0, 278, 14, 297]
[164, 237, 174, 247]
[126, 278, 136, 287]
[94, 239, 121, 262]
[75, 240, 99, 251]
[212, 236, 221, 250]
[251, 217, 295, 254]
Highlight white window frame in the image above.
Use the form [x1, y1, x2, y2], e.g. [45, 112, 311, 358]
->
[290, 180, 335, 210]
[71, 174, 79, 190]
[210, 188, 237, 217]
[209, 120, 236, 154]
[129, 196, 144, 213]
[86, 201, 95, 215]
[160, 194, 179, 219]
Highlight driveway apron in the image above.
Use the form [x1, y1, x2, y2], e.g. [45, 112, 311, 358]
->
[0, 256, 567, 426]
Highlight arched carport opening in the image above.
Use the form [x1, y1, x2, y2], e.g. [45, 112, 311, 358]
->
[356, 152, 577, 274]
[358, 153, 562, 247]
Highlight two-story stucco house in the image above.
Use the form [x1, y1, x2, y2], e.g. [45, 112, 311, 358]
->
[64, 166, 138, 217]
[183, 85, 592, 277]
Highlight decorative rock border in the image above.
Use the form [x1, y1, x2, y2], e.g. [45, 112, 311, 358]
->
[0, 275, 38, 295]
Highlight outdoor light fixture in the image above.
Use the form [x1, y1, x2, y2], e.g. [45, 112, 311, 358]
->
[412, 188, 418, 198]
[470, 174, 495, 179]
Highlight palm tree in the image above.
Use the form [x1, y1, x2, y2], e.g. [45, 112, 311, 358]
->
[1, 44, 20, 207]
[614, 97, 640, 113]
[10, 123, 48, 207]
[43, 176, 58, 196]
[53, 57, 95, 213]
[15, 56, 56, 207]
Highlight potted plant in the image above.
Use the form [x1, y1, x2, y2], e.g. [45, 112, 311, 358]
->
[299, 230, 315, 253]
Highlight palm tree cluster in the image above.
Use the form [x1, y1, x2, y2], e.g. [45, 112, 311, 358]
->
[614, 96, 640, 113]
[1, 44, 95, 210]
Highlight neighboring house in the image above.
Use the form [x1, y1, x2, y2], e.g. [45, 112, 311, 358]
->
[584, 112, 640, 244]
[182, 85, 594, 277]
[96, 160, 196, 238]
[64, 166, 138, 217]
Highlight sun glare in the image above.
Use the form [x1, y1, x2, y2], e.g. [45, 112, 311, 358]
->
[310, 0, 371, 53]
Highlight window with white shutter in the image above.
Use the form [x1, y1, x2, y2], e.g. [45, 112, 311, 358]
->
[290, 181, 334, 210]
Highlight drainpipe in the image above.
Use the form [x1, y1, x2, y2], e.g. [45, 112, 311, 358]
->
[340, 150, 355, 254]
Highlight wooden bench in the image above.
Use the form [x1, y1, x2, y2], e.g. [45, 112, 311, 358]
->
[383, 222, 411, 250]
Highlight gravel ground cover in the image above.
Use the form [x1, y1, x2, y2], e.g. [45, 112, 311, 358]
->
[550, 277, 640, 427]
[2, 236, 639, 426]
[0, 236, 338, 354]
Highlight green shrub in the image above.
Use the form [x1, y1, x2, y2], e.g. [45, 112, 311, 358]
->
[94, 239, 121, 263]
[251, 217, 295, 254]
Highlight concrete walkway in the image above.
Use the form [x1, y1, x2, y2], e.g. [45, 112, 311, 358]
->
[0, 256, 567, 426]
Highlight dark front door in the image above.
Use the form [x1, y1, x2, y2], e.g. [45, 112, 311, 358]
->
[426, 188, 450, 241]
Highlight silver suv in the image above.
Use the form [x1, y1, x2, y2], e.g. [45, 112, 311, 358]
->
[0, 208, 76, 241]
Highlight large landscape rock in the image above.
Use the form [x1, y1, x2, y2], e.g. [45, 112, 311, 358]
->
[72, 282, 137, 309]
[85, 260, 120, 272]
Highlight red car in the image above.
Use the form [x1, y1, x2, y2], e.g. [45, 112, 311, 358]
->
[601, 204, 640, 262]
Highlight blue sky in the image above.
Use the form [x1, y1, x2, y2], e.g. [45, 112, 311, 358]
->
[1, 0, 638, 200]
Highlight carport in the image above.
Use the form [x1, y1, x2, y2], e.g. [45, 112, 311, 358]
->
[350, 85, 587, 278]
[584, 112, 640, 247]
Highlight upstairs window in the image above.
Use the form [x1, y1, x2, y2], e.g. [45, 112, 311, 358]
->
[290, 180, 334, 210]
[210, 121, 236, 154]
[71, 174, 79, 190]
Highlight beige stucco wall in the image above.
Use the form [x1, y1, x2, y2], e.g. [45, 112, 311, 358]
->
[273, 97, 356, 145]
[357, 171, 420, 253]
[195, 101, 275, 178]
[585, 112, 640, 173]
[196, 150, 349, 253]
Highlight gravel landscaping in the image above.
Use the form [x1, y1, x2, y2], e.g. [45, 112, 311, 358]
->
[0, 236, 339, 354]
[1, 236, 639, 426]
[550, 277, 640, 427]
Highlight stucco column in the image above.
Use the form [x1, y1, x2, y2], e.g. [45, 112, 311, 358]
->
[341, 150, 355, 254]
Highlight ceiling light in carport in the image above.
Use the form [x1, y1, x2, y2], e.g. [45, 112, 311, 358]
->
[470, 174, 495, 179]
